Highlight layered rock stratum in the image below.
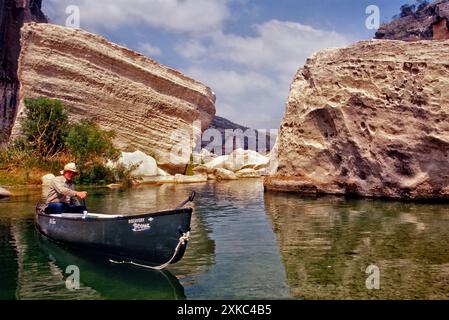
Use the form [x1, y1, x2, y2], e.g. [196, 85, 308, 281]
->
[13, 23, 216, 173]
[0, 0, 47, 144]
[264, 39, 449, 200]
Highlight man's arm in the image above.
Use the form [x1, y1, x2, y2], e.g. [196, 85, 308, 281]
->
[51, 178, 77, 198]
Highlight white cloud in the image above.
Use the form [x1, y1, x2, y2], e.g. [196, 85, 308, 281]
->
[136, 42, 162, 57]
[43, 1, 352, 129]
[183, 66, 292, 129]
[178, 20, 350, 72]
[45, 0, 230, 34]
[179, 20, 351, 129]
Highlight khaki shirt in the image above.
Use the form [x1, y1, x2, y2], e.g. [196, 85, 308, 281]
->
[46, 176, 80, 205]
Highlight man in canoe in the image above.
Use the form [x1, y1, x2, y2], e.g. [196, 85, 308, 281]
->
[45, 163, 88, 214]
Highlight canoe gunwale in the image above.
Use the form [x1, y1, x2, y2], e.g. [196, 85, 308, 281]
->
[35, 207, 193, 223]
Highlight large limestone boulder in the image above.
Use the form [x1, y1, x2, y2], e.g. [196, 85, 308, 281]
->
[192, 148, 216, 165]
[265, 40, 449, 200]
[117, 151, 158, 177]
[0, 187, 12, 198]
[224, 148, 269, 172]
[214, 168, 238, 181]
[13, 23, 216, 174]
[203, 149, 269, 173]
[204, 155, 228, 171]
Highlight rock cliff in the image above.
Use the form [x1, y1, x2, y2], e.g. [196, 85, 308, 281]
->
[202, 115, 275, 154]
[375, 0, 449, 41]
[264, 39, 449, 200]
[14, 23, 216, 173]
[0, 0, 46, 144]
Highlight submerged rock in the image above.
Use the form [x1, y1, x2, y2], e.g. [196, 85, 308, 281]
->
[265, 39, 449, 200]
[13, 23, 216, 174]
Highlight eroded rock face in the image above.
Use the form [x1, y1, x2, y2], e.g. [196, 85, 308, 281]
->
[14, 23, 216, 174]
[0, 0, 47, 144]
[264, 39, 449, 200]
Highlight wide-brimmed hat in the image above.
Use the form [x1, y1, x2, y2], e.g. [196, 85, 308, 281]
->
[61, 163, 79, 175]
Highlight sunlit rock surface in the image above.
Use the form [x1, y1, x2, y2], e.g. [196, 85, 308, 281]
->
[265, 39, 449, 200]
[13, 23, 216, 174]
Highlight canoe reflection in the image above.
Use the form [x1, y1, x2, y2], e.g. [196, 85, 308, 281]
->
[37, 233, 186, 300]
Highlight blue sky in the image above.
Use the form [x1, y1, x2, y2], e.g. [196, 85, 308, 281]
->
[43, 0, 415, 129]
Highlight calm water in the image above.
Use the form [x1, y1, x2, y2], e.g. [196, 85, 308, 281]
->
[1, 179, 449, 300]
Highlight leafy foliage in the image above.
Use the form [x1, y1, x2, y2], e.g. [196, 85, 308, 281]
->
[66, 120, 119, 165]
[393, 0, 429, 19]
[2, 97, 135, 186]
[66, 120, 121, 184]
[21, 97, 69, 158]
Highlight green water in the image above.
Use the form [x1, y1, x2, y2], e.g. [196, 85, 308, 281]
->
[1, 180, 449, 299]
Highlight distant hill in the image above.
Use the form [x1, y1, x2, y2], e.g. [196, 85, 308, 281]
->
[375, 0, 449, 41]
[200, 116, 276, 155]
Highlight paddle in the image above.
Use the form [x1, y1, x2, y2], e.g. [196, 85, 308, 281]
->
[175, 191, 196, 209]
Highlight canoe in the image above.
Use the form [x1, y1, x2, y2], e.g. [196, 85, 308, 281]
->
[35, 191, 195, 269]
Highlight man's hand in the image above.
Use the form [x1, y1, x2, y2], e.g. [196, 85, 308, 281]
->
[76, 191, 88, 199]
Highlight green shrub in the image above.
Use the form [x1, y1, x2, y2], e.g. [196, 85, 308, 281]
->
[113, 163, 140, 187]
[21, 98, 69, 158]
[66, 120, 121, 184]
[66, 120, 119, 165]
[3, 97, 138, 187]
[185, 154, 195, 176]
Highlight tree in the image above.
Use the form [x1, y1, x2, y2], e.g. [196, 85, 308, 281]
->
[21, 97, 69, 158]
[400, 4, 416, 17]
[66, 120, 119, 171]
